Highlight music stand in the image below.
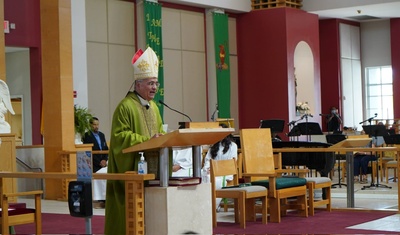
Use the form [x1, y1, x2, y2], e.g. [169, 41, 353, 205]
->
[297, 122, 323, 142]
[383, 134, 400, 145]
[326, 134, 347, 188]
[362, 125, 389, 137]
[260, 119, 285, 140]
[287, 125, 301, 137]
[361, 125, 391, 190]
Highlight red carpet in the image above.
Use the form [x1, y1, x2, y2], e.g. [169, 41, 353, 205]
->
[14, 213, 105, 234]
[14, 210, 397, 234]
[214, 210, 398, 234]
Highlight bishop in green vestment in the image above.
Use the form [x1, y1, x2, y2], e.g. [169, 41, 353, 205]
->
[105, 47, 164, 234]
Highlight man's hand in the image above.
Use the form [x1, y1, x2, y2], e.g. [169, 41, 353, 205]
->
[100, 160, 107, 168]
[152, 133, 164, 138]
[172, 164, 182, 172]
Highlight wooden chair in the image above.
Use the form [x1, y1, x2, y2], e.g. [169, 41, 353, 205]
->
[384, 160, 397, 183]
[221, 152, 243, 212]
[0, 179, 43, 235]
[240, 128, 308, 223]
[304, 177, 331, 215]
[210, 158, 268, 229]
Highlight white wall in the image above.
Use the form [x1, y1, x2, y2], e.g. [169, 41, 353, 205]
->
[361, 20, 391, 68]
[5, 50, 32, 145]
[72, 0, 89, 108]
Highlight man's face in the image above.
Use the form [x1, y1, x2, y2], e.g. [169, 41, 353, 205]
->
[136, 78, 159, 101]
[91, 120, 99, 133]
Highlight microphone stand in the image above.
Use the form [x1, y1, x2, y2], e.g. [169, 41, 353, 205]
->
[159, 100, 192, 122]
[287, 117, 303, 141]
[302, 113, 313, 142]
[210, 104, 218, 122]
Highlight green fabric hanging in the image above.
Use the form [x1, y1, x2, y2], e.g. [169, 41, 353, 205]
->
[213, 13, 231, 118]
[144, 1, 165, 120]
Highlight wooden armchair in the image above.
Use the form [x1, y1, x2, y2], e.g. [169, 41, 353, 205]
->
[0, 179, 42, 235]
[240, 128, 308, 223]
[210, 158, 268, 228]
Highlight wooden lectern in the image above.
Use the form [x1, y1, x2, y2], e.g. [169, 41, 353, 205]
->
[123, 127, 234, 234]
[330, 138, 372, 207]
[123, 127, 234, 186]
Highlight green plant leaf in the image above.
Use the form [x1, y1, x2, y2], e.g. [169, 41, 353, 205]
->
[74, 105, 93, 137]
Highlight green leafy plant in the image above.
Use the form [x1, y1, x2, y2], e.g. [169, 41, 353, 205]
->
[74, 105, 93, 137]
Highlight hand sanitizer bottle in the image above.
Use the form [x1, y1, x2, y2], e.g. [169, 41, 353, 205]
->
[138, 152, 147, 174]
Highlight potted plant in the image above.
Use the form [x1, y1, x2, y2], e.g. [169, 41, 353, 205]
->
[74, 105, 93, 144]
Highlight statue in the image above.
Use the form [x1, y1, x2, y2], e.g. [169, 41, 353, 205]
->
[0, 80, 15, 133]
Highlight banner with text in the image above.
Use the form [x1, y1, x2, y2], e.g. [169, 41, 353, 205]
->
[144, 1, 164, 119]
[213, 13, 231, 119]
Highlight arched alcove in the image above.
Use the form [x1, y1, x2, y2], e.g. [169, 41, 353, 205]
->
[294, 41, 315, 116]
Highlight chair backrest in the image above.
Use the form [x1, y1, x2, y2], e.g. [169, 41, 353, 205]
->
[210, 158, 239, 185]
[240, 128, 275, 181]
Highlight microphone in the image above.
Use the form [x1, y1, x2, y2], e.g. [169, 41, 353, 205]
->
[159, 100, 192, 122]
[211, 104, 219, 121]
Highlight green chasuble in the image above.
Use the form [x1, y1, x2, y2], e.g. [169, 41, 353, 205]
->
[104, 92, 164, 234]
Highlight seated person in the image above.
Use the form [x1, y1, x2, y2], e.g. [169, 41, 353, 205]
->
[353, 137, 379, 184]
[82, 117, 108, 208]
[202, 125, 238, 205]
[172, 147, 193, 177]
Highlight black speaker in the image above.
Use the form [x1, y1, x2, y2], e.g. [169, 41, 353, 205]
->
[68, 181, 93, 217]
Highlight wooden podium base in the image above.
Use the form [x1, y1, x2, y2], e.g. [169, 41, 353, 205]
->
[145, 183, 212, 234]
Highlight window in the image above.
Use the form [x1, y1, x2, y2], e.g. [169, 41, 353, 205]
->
[365, 66, 393, 119]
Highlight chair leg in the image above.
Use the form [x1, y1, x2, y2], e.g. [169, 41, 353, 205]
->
[233, 198, 239, 224]
[212, 196, 217, 227]
[307, 182, 315, 216]
[261, 196, 268, 224]
[238, 194, 246, 229]
[245, 198, 256, 222]
[269, 198, 281, 223]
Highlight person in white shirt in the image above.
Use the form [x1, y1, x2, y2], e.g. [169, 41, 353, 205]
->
[202, 125, 238, 205]
[172, 147, 193, 177]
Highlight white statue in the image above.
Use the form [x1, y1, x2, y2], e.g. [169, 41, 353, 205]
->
[0, 80, 15, 133]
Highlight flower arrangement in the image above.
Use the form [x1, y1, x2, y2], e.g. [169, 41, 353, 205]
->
[296, 102, 310, 113]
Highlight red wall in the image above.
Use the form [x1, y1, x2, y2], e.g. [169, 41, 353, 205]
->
[237, 8, 320, 137]
[391, 19, 400, 118]
[5, 0, 42, 144]
[319, 19, 341, 130]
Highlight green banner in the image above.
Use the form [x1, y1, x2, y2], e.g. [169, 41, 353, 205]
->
[144, 1, 164, 119]
[213, 13, 231, 118]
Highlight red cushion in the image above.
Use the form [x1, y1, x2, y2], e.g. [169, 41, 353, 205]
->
[0, 208, 36, 216]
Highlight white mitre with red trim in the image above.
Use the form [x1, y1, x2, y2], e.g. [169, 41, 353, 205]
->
[131, 47, 159, 80]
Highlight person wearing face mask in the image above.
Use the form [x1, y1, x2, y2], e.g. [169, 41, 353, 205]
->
[104, 47, 165, 234]
[327, 106, 342, 133]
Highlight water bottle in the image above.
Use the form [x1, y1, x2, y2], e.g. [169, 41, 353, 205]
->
[138, 152, 147, 174]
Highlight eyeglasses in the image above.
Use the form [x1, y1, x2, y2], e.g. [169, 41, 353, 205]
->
[147, 81, 160, 88]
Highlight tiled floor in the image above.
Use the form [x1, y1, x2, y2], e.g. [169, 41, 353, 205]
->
[17, 169, 400, 233]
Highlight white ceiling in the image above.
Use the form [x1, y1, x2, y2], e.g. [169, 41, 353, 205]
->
[5, 1, 400, 54]
[162, 0, 400, 22]
[302, 0, 400, 22]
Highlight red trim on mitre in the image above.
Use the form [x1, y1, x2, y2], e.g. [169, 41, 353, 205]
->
[132, 49, 144, 65]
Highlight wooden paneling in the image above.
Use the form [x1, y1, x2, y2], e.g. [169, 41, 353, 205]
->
[0, 134, 17, 201]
